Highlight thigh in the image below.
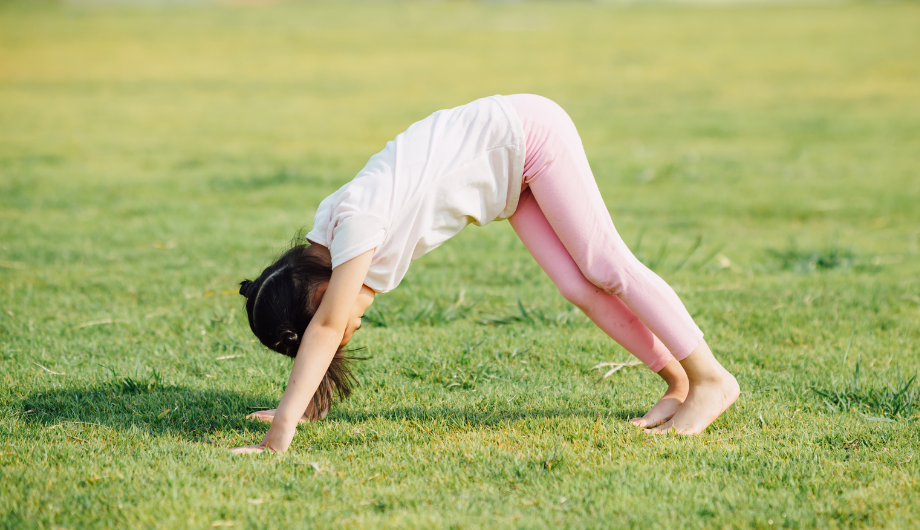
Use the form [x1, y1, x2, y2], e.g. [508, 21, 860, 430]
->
[525, 143, 637, 295]
[508, 96, 635, 286]
[510, 189, 674, 371]
[509, 188, 590, 295]
[509, 97, 703, 358]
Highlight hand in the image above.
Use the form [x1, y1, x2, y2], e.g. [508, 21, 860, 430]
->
[232, 415, 298, 455]
[246, 409, 312, 424]
[230, 443, 267, 455]
[233, 407, 313, 455]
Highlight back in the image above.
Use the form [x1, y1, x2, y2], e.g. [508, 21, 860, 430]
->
[307, 95, 526, 293]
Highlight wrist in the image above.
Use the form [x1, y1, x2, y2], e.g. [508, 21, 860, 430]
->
[272, 403, 306, 429]
[268, 415, 295, 436]
[263, 427, 292, 454]
[262, 432, 290, 454]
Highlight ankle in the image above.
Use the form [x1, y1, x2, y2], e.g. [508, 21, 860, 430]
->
[677, 340, 730, 384]
[656, 358, 690, 391]
[686, 364, 736, 387]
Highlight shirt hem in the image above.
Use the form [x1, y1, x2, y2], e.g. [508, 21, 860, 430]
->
[495, 94, 527, 220]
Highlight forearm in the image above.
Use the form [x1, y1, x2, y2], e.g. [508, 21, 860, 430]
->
[263, 325, 343, 451]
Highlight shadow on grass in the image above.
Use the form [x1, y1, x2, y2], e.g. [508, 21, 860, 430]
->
[18, 384, 275, 443]
[19, 384, 646, 443]
[293, 405, 652, 448]
[331, 405, 646, 428]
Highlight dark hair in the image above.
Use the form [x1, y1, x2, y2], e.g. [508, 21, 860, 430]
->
[239, 241, 360, 420]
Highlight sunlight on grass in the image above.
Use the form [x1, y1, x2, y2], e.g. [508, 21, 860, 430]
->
[1, 0, 919, 528]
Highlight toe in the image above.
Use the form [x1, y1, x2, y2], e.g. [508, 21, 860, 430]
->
[641, 413, 671, 428]
[650, 420, 675, 434]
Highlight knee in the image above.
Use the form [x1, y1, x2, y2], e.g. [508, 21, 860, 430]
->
[580, 260, 633, 297]
[555, 275, 600, 310]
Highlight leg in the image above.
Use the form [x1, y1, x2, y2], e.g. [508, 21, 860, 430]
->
[509, 190, 672, 371]
[507, 94, 738, 433]
[509, 189, 688, 427]
[507, 94, 703, 359]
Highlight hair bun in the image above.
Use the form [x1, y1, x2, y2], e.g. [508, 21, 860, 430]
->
[273, 329, 300, 354]
[239, 279, 254, 297]
[280, 329, 299, 344]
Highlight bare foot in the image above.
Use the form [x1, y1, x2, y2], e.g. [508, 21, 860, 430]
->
[630, 358, 689, 428]
[246, 409, 312, 424]
[650, 341, 740, 435]
[651, 369, 739, 434]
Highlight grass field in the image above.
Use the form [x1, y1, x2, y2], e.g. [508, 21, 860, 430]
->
[2, 0, 920, 528]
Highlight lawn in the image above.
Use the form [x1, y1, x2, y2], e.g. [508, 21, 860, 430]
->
[1, 0, 919, 528]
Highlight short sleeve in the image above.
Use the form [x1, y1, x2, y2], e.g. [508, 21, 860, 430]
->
[306, 147, 394, 271]
[305, 186, 340, 248]
[327, 211, 387, 268]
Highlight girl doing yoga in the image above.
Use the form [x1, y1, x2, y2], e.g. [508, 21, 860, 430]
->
[232, 94, 739, 454]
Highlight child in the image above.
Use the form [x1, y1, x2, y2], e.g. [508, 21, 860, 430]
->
[231, 94, 739, 455]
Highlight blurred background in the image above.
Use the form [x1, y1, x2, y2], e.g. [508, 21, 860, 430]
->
[3, 0, 918, 264]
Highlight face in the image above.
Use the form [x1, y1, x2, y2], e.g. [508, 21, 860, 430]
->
[340, 284, 376, 347]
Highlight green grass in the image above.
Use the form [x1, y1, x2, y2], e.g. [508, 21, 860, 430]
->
[2, 0, 920, 527]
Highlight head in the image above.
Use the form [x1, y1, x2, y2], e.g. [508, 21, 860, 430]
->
[239, 241, 365, 420]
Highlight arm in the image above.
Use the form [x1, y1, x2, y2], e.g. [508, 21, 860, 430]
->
[231, 248, 374, 455]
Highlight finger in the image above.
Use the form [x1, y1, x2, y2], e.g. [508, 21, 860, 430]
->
[246, 411, 274, 422]
[230, 445, 264, 454]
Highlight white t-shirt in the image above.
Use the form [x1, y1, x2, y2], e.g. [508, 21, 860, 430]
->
[306, 95, 525, 293]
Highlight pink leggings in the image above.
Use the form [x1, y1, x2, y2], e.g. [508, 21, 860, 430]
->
[506, 94, 703, 372]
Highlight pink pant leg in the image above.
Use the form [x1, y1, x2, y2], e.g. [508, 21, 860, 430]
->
[506, 94, 704, 361]
[509, 189, 675, 372]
